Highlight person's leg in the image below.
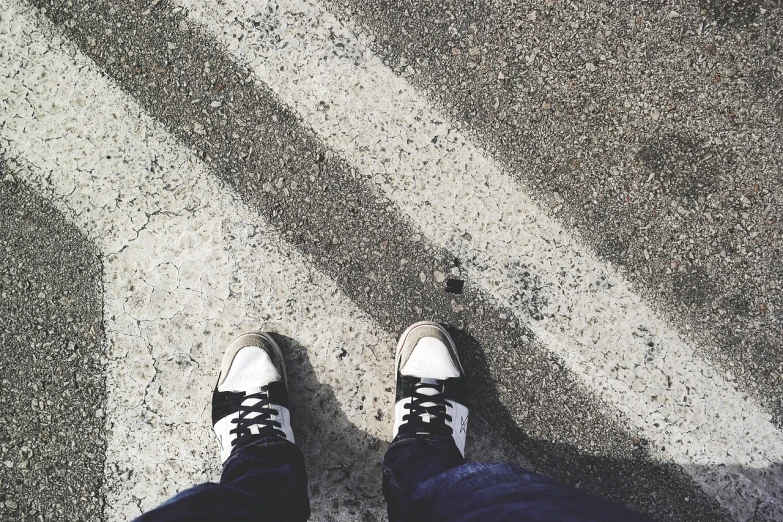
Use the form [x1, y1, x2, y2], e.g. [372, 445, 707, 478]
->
[382, 322, 470, 522]
[382, 430, 464, 522]
[382, 322, 653, 522]
[136, 331, 310, 522]
[404, 462, 656, 521]
[137, 437, 308, 522]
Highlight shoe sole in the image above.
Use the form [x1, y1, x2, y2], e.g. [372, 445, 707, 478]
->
[219, 330, 288, 388]
[394, 321, 465, 382]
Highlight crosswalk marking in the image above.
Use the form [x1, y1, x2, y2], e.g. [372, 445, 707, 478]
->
[172, 0, 783, 517]
[0, 2, 396, 518]
[2, 0, 782, 519]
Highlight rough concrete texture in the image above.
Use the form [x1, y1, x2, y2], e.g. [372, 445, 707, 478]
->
[324, 0, 783, 427]
[1, 0, 782, 520]
[18, 1, 747, 518]
[0, 175, 106, 521]
[0, 8, 532, 520]
[166, 1, 782, 517]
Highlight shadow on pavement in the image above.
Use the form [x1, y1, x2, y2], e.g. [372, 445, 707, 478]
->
[267, 327, 742, 522]
[444, 326, 734, 522]
[270, 333, 388, 521]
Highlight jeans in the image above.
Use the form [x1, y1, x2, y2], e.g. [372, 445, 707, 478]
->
[136, 431, 654, 522]
[135, 437, 309, 522]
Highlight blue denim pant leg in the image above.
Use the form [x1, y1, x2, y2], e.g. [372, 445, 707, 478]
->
[134, 437, 310, 522]
[383, 433, 655, 522]
[382, 432, 466, 522]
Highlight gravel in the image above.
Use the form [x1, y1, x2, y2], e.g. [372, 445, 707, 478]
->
[0, 175, 106, 521]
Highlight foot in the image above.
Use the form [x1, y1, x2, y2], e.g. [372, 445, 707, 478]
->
[393, 322, 470, 456]
[212, 331, 294, 463]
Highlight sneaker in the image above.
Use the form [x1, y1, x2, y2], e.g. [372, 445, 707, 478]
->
[393, 321, 470, 456]
[212, 331, 295, 463]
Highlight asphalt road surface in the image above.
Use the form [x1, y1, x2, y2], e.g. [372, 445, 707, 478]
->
[0, 0, 781, 520]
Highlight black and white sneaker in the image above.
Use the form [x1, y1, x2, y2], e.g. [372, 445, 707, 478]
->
[393, 322, 470, 456]
[212, 331, 295, 463]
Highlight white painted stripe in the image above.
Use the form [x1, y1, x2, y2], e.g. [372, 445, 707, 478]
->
[172, 0, 783, 518]
[0, 3, 401, 519]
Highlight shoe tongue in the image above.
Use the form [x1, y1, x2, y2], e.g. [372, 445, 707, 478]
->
[415, 378, 441, 422]
[238, 387, 272, 423]
[242, 386, 267, 397]
[418, 377, 439, 391]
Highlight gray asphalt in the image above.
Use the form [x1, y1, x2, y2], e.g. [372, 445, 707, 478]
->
[326, 0, 783, 425]
[28, 0, 733, 518]
[2, 0, 781, 520]
[0, 173, 106, 520]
